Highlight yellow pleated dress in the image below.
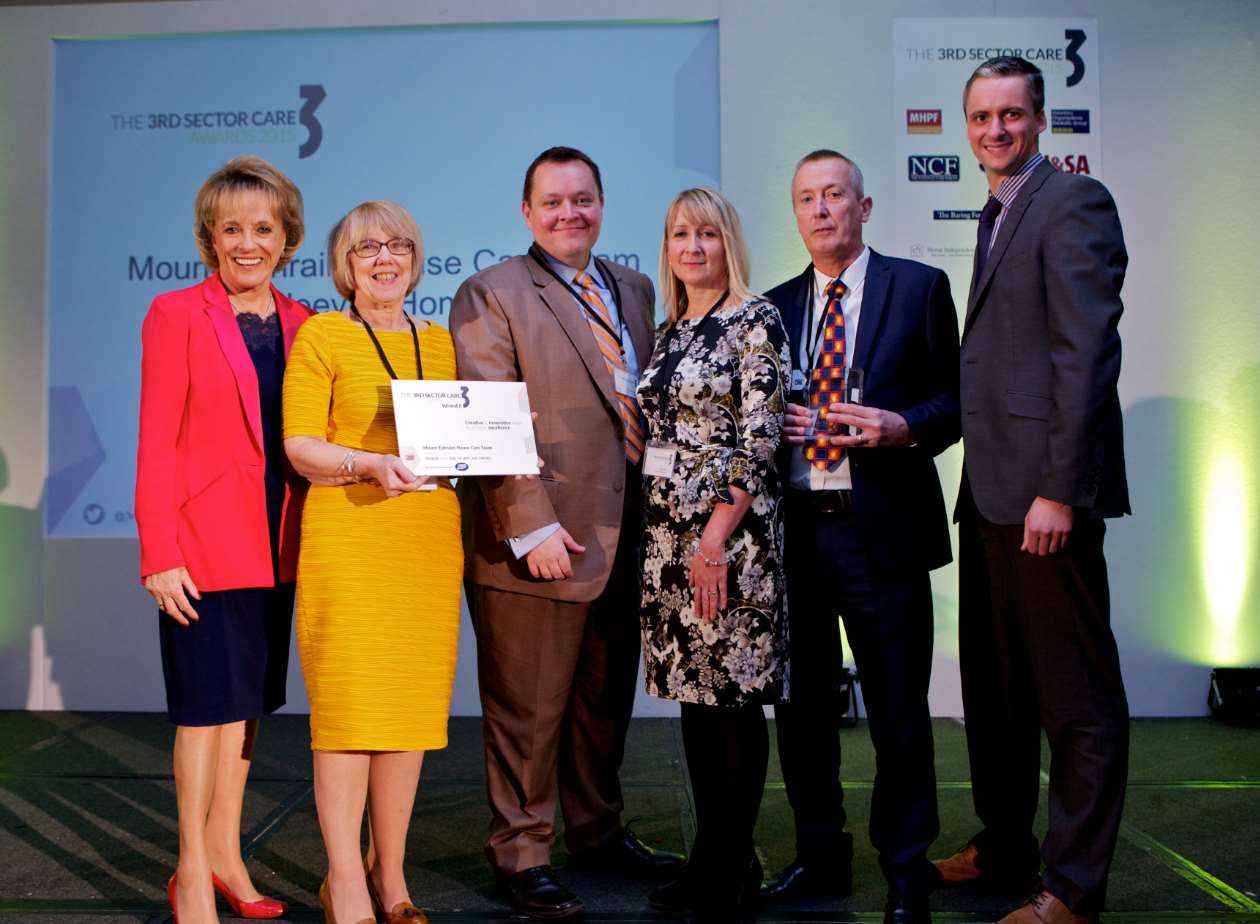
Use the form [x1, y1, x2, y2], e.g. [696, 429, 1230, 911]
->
[283, 311, 462, 751]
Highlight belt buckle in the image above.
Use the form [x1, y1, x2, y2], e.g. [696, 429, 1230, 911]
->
[817, 490, 851, 514]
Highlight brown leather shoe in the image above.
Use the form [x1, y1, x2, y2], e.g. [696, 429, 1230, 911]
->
[317, 878, 376, 924]
[997, 890, 1096, 924]
[934, 842, 983, 883]
[364, 866, 429, 924]
[933, 841, 1038, 891]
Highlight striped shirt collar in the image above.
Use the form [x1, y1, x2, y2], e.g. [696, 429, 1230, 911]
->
[541, 247, 608, 293]
[991, 152, 1046, 209]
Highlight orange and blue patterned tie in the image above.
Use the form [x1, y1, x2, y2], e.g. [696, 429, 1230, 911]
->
[803, 278, 847, 471]
[574, 271, 645, 464]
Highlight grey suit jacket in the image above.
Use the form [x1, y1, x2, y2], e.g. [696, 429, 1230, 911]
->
[450, 252, 656, 602]
[959, 158, 1130, 524]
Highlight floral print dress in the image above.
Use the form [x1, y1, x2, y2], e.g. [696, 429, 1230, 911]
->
[636, 297, 791, 706]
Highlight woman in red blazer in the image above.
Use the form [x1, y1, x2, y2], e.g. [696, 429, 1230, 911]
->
[135, 156, 312, 924]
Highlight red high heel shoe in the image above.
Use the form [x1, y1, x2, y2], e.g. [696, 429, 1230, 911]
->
[167, 873, 179, 924]
[211, 872, 287, 919]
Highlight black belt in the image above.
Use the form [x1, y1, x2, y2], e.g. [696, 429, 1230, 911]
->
[787, 488, 854, 514]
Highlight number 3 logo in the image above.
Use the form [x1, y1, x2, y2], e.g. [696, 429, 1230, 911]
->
[298, 84, 326, 159]
[1064, 29, 1086, 88]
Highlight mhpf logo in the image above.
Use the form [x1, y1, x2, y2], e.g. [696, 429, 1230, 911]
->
[1051, 109, 1090, 134]
[908, 155, 960, 182]
[906, 109, 942, 134]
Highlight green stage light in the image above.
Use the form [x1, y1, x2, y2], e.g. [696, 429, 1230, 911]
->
[1202, 448, 1249, 665]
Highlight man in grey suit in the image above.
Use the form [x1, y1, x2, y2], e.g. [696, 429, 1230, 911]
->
[451, 147, 683, 920]
[933, 57, 1130, 924]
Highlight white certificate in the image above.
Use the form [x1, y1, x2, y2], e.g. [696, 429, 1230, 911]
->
[390, 380, 539, 476]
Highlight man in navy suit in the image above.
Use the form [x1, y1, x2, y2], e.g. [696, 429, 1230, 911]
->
[933, 56, 1130, 924]
[760, 150, 960, 924]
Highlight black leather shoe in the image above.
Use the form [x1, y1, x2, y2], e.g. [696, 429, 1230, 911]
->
[567, 825, 686, 877]
[759, 855, 853, 902]
[687, 856, 762, 923]
[884, 887, 931, 924]
[647, 867, 703, 912]
[497, 865, 583, 920]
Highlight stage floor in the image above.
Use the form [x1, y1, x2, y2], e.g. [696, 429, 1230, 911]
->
[0, 714, 1257, 923]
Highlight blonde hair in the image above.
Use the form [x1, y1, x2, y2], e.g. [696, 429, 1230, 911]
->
[193, 155, 304, 272]
[327, 201, 425, 300]
[658, 188, 755, 322]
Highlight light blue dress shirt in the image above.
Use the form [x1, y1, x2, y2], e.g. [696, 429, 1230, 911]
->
[507, 248, 640, 558]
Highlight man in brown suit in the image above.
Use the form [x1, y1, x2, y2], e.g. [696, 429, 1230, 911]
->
[450, 147, 683, 920]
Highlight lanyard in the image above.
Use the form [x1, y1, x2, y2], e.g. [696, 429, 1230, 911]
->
[351, 305, 423, 380]
[645, 290, 729, 399]
[801, 275, 841, 375]
[528, 244, 625, 352]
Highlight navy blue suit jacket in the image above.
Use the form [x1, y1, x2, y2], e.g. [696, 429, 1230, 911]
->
[766, 249, 961, 574]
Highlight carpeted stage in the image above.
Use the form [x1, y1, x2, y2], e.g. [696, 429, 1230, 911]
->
[0, 715, 1257, 923]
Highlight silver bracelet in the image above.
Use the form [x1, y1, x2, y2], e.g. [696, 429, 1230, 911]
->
[697, 547, 728, 567]
[336, 449, 361, 481]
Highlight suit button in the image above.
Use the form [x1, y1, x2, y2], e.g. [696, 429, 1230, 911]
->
[614, 481, 624, 493]
[966, 410, 977, 417]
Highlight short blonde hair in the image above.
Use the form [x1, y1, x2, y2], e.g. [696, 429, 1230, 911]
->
[658, 188, 755, 323]
[327, 201, 425, 300]
[194, 155, 304, 272]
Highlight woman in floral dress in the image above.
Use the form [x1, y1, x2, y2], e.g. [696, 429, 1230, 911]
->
[636, 187, 790, 922]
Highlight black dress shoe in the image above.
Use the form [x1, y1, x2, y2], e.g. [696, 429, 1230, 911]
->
[760, 855, 853, 902]
[884, 887, 930, 924]
[567, 825, 686, 877]
[648, 866, 703, 912]
[686, 855, 762, 923]
[497, 865, 583, 920]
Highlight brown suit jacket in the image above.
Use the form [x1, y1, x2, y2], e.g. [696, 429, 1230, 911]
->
[450, 252, 656, 602]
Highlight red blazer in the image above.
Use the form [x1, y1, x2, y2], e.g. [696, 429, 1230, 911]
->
[135, 274, 313, 590]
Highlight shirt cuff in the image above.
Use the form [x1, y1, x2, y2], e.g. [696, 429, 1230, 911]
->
[507, 522, 562, 559]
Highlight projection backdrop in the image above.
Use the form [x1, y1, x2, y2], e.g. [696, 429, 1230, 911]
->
[47, 21, 718, 538]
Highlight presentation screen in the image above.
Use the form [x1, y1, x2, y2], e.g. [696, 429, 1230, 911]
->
[47, 21, 718, 537]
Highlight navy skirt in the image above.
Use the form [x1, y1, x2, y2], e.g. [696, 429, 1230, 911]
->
[157, 309, 294, 727]
[158, 584, 295, 726]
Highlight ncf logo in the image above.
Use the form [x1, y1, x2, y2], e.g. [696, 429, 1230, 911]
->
[908, 155, 960, 182]
[906, 109, 941, 134]
[1050, 154, 1091, 175]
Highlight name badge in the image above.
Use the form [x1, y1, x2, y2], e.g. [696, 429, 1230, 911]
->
[614, 368, 639, 397]
[790, 369, 808, 392]
[643, 442, 678, 478]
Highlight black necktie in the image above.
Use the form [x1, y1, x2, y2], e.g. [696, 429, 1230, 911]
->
[975, 195, 1003, 279]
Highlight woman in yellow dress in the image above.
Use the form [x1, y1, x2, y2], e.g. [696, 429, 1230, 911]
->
[283, 201, 461, 924]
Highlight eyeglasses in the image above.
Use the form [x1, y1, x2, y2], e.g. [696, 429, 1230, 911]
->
[351, 237, 415, 258]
